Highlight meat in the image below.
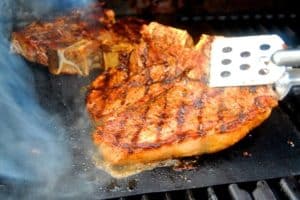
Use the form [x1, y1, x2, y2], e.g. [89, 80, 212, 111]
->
[86, 22, 278, 175]
[11, 6, 278, 176]
[11, 5, 145, 75]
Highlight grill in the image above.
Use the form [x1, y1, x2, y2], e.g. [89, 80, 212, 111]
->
[1, 1, 300, 200]
[2, 176, 300, 199]
[109, 176, 300, 200]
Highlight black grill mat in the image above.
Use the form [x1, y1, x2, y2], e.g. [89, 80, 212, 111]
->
[30, 61, 300, 199]
[18, 17, 300, 199]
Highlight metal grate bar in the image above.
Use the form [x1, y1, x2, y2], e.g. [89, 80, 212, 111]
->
[111, 176, 300, 200]
[140, 194, 149, 200]
[207, 187, 218, 200]
[164, 192, 172, 200]
[252, 181, 277, 200]
[279, 177, 300, 200]
[185, 190, 195, 200]
[228, 184, 252, 200]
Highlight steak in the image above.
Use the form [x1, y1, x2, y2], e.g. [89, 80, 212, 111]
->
[11, 5, 145, 75]
[86, 22, 278, 176]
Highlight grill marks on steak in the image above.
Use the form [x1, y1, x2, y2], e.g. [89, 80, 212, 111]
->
[86, 22, 278, 168]
[12, 6, 108, 63]
[11, 6, 145, 75]
[11, 6, 279, 177]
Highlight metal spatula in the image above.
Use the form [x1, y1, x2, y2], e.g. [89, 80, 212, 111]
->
[209, 35, 300, 100]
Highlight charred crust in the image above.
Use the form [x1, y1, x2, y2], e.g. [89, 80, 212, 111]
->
[117, 51, 131, 71]
[135, 142, 161, 149]
[217, 102, 227, 121]
[100, 44, 111, 52]
[176, 103, 186, 128]
[208, 88, 224, 98]
[220, 124, 228, 133]
[238, 112, 247, 122]
[115, 116, 127, 144]
[131, 105, 150, 145]
[177, 134, 187, 142]
[156, 95, 168, 142]
[254, 96, 267, 109]
[112, 18, 145, 43]
[119, 89, 128, 106]
[200, 74, 208, 84]
[193, 99, 203, 109]
[197, 124, 206, 136]
[249, 86, 257, 94]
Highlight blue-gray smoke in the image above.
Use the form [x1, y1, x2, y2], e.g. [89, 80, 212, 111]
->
[0, 19, 72, 200]
[17, 0, 97, 17]
[0, 38, 70, 181]
[0, 0, 96, 199]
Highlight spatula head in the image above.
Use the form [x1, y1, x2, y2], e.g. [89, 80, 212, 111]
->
[209, 35, 286, 87]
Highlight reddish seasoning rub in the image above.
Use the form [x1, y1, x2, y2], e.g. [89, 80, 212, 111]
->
[87, 22, 278, 175]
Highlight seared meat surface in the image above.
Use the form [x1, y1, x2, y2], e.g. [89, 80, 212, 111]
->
[86, 22, 278, 169]
[11, 5, 145, 75]
[11, 6, 279, 176]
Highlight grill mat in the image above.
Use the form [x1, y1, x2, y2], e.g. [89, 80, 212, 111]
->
[30, 66, 300, 199]
[28, 19, 300, 199]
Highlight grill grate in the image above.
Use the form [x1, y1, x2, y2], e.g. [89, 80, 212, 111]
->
[110, 176, 300, 200]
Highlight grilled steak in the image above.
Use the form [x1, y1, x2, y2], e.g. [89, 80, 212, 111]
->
[11, 5, 279, 176]
[86, 22, 278, 175]
[11, 5, 145, 75]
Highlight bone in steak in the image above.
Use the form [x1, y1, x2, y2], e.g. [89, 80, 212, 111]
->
[11, 6, 145, 75]
[86, 22, 278, 177]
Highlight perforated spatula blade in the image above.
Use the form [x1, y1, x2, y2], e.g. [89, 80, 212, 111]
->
[209, 35, 300, 99]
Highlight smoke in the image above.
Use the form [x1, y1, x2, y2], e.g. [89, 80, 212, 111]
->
[0, 0, 99, 199]
[0, 37, 68, 198]
[19, 0, 97, 17]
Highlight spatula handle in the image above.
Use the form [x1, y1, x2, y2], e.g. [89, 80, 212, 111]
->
[275, 68, 300, 99]
[272, 49, 300, 67]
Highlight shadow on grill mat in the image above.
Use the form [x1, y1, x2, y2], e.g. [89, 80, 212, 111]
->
[2, 13, 300, 200]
